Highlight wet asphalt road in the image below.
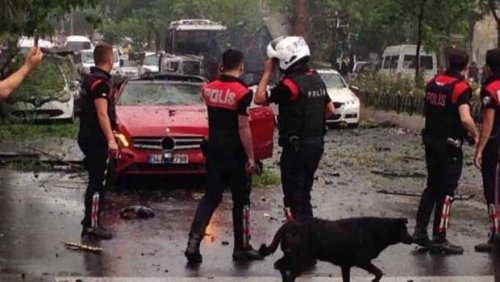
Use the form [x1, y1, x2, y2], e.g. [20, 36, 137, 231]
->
[0, 113, 497, 281]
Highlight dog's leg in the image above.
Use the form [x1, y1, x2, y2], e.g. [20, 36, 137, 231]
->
[279, 268, 296, 282]
[358, 262, 383, 282]
[341, 265, 351, 282]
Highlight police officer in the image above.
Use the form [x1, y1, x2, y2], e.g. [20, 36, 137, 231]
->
[0, 47, 43, 100]
[254, 36, 335, 220]
[474, 49, 500, 253]
[78, 44, 117, 240]
[413, 49, 478, 254]
[185, 49, 262, 263]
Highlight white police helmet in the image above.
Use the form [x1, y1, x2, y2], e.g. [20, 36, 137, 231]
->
[266, 36, 310, 71]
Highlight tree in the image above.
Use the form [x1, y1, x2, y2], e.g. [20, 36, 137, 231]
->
[0, 0, 100, 38]
[482, 0, 500, 47]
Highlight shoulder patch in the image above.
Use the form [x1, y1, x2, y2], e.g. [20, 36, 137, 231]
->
[283, 78, 300, 101]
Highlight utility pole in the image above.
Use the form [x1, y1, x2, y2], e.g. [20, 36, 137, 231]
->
[69, 9, 74, 35]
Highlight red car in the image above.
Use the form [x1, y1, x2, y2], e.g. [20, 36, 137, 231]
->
[113, 74, 275, 176]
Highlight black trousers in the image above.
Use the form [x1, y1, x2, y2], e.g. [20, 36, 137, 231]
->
[415, 144, 463, 238]
[189, 158, 250, 250]
[280, 139, 324, 218]
[78, 137, 110, 228]
[481, 142, 499, 207]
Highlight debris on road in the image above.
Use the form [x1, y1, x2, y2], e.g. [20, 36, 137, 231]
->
[371, 169, 426, 178]
[120, 205, 155, 219]
[28, 146, 83, 171]
[376, 189, 474, 201]
[63, 241, 102, 253]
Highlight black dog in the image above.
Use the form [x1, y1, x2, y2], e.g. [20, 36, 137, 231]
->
[259, 217, 413, 282]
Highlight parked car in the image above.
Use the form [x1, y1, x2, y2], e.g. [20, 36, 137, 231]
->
[317, 69, 360, 128]
[65, 35, 93, 53]
[159, 54, 204, 76]
[113, 73, 275, 176]
[139, 52, 160, 75]
[79, 49, 94, 74]
[121, 60, 140, 77]
[378, 44, 437, 82]
[1, 50, 80, 122]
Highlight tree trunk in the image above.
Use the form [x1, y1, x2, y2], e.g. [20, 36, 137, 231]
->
[293, 0, 309, 39]
[489, 0, 500, 48]
[415, 0, 428, 83]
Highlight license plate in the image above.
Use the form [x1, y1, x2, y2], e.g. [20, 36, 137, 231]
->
[148, 153, 188, 164]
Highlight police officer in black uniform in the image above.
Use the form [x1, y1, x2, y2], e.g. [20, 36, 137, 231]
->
[413, 49, 478, 254]
[78, 44, 118, 240]
[185, 49, 262, 263]
[474, 49, 500, 253]
[254, 36, 335, 220]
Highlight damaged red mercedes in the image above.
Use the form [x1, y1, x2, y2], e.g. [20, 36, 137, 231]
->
[112, 73, 275, 176]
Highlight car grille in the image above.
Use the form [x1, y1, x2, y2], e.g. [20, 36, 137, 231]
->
[333, 102, 344, 109]
[132, 136, 204, 151]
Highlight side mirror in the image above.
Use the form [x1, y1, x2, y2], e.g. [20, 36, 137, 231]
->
[71, 80, 80, 90]
[349, 85, 360, 92]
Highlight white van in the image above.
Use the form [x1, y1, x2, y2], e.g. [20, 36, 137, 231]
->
[379, 45, 437, 82]
[65, 35, 93, 53]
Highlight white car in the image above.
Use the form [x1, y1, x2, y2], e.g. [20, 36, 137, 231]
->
[79, 49, 94, 74]
[139, 52, 160, 75]
[317, 69, 360, 128]
[1, 53, 79, 122]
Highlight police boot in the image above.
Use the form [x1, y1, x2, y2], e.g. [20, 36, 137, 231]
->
[412, 228, 431, 248]
[233, 244, 263, 261]
[429, 234, 464, 255]
[476, 204, 499, 253]
[232, 206, 263, 262]
[81, 226, 113, 240]
[475, 236, 493, 253]
[185, 234, 203, 264]
[429, 239, 464, 255]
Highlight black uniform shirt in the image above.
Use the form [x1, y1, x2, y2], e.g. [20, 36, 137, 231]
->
[79, 67, 116, 143]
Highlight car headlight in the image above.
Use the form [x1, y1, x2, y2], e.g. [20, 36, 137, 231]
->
[114, 133, 130, 148]
[57, 91, 72, 102]
[345, 99, 359, 106]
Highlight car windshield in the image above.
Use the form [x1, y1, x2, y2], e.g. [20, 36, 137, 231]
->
[144, 54, 158, 66]
[81, 52, 94, 64]
[66, 41, 91, 52]
[319, 72, 346, 89]
[118, 81, 202, 106]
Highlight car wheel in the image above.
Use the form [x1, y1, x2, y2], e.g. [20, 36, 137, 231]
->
[348, 123, 359, 129]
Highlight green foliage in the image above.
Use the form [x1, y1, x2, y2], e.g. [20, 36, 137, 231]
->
[0, 0, 100, 37]
[97, 0, 265, 49]
[355, 72, 425, 97]
[0, 120, 79, 141]
[9, 55, 75, 101]
[252, 168, 281, 187]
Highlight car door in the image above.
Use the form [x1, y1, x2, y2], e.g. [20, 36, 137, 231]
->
[249, 105, 275, 160]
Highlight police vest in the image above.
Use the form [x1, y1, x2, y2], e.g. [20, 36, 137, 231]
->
[201, 79, 248, 152]
[79, 72, 117, 140]
[482, 78, 500, 143]
[278, 71, 328, 144]
[423, 75, 469, 141]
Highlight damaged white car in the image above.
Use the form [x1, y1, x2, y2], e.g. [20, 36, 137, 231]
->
[1, 50, 80, 122]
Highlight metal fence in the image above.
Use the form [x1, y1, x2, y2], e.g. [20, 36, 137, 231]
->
[358, 91, 482, 121]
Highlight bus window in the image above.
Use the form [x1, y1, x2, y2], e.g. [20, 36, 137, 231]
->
[389, 56, 399, 69]
[383, 56, 391, 69]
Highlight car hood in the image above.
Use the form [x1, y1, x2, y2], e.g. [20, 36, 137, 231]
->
[117, 104, 208, 136]
[142, 65, 159, 72]
[326, 87, 358, 103]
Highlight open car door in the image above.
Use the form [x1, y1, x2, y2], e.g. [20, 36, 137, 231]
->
[249, 103, 275, 161]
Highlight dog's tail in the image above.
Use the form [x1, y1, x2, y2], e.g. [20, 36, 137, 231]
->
[258, 223, 287, 257]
